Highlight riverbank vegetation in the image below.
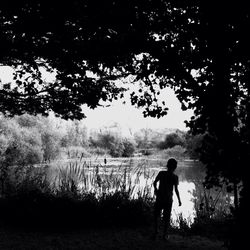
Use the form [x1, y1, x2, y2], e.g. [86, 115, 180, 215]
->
[1, 2, 249, 248]
[0, 113, 202, 164]
[0, 160, 232, 246]
[0, 114, 233, 244]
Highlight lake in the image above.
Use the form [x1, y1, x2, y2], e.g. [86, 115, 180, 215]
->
[48, 156, 232, 226]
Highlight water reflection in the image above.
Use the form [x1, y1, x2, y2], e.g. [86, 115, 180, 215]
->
[48, 158, 231, 226]
[127, 160, 204, 225]
[172, 181, 196, 224]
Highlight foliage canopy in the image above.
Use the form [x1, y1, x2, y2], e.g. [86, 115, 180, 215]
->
[0, 1, 249, 186]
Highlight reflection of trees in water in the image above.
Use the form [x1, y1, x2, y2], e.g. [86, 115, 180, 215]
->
[175, 160, 233, 218]
[49, 158, 233, 219]
[175, 160, 206, 183]
[176, 161, 233, 218]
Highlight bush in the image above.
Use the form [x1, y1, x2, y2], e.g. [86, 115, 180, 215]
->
[158, 132, 185, 149]
[15, 114, 41, 128]
[0, 120, 43, 166]
[66, 146, 91, 159]
[122, 139, 136, 157]
[88, 147, 109, 156]
[0, 115, 64, 165]
[0, 164, 153, 228]
[96, 133, 116, 149]
[185, 134, 204, 159]
[163, 145, 187, 159]
[61, 121, 88, 147]
[41, 131, 60, 162]
[0, 160, 154, 229]
[109, 141, 124, 157]
[0, 190, 153, 229]
[0, 134, 9, 160]
[90, 133, 135, 158]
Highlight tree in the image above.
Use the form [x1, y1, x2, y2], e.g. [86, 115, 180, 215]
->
[185, 133, 204, 160]
[158, 132, 185, 149]
[61, 120, 88, 147]
[15, 113, 41, 128]
[121, 139, 135, 157]
[41, 131, 60, 162]
[0, 1, 249, 245]
[134, 128, 152, 149]
[0, 0, 144, 119]
[0, 116, 44, 195]
[0, 117, 43, 166]
[0, 0, 248, 185]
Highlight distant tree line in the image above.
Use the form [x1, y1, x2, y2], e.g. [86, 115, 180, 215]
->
[1, 1, 249, 246]
[0, 114, 203, 165]
[0, 114, 61, 167]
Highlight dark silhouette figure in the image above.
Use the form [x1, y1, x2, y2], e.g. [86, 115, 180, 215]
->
[153, 158, 182, 240]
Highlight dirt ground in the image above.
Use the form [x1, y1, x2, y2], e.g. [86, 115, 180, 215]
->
[0, 227, 227, 250]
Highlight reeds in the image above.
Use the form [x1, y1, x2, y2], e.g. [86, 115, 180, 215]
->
[188, 184, 234, 239]
[52, 158, 155, 200]
[0, 159, 154, 229]
[0, 158, 232, 235]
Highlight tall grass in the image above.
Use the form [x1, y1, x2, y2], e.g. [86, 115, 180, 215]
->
[188, 184, 234, 240]
[0, 160, 154, 229]
[53, 159, 155, 199]
[0, 158, 233, 237]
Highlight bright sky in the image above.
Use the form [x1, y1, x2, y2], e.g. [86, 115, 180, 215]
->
[82, 88, 193, 131]
[0, 66, 193, 131]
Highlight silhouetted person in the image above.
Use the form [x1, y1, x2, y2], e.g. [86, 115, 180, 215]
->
[153, 158, 182, 240]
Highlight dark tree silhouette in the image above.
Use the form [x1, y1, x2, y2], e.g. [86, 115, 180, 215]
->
[1, 1, 250, 246]
[0, 0, 145, 118]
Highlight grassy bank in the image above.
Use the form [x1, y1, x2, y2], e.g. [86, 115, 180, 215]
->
[0, 160, 233, 248]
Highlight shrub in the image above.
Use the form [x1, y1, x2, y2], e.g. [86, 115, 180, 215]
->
[66, 146, 91, 159]
[61, 121, 88, 147]
[0, 134, 9, 160]
[1, 123, 43, 166]
[162, 145, 187, 159]
[90, 133, 134, 158]
[88, 147, 109, 156]
[41, 131, 60, 162]
[15, 114, 41, 128]
[122, 139, 136, 157]
[109, 141, 124, 157]
[0, 115, 64, 165]
[185, 134, 204, 159]
[0, 161, 154, 229]
[158, 132, 185, 149]
[96, 133, 117, 149]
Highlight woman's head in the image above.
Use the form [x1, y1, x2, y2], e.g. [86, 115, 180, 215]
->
[167, 158, 177, 172]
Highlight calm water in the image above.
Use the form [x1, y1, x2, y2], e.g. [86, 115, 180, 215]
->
[48, 157, 232, 226]
[124, 158, 206, 224]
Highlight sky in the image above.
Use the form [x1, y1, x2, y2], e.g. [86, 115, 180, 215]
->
[0, 66, 193, 132]
[82, 88, 193, 131]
